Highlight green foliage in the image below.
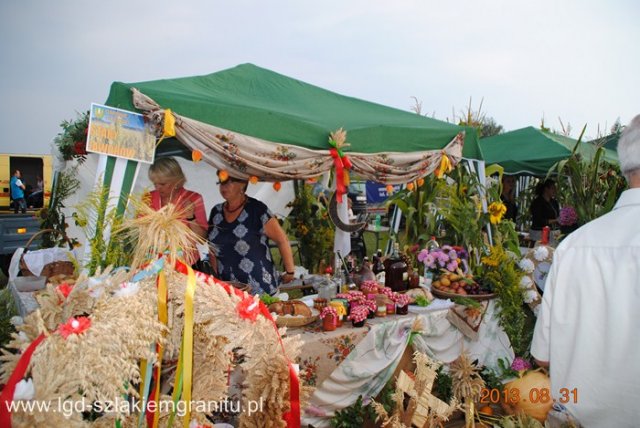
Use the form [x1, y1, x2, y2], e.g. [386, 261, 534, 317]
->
[436, 166, 489, 270]
[287, 181, 334, 273]
[330, 395, 374, 428]
[0, 287, 18, 348]
[433, 365, 453, 403]
[480, 358, 518, 390]
[72, 184, 133, 275]
[39, 167, 81, 248]
[551, 126, 626, 225]
[259, 293, 281, 305]
[385, 175, 441, 247]
[53, 111, 90, 163]
[479, 245, 530, 357]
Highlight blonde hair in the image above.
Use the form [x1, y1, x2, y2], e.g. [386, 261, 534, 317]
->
[148, 157, 186, 187]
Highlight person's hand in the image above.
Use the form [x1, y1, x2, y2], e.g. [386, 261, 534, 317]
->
[281, 271, 295, 284]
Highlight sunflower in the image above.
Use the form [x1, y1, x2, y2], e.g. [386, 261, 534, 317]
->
[488, 201, 507, 224]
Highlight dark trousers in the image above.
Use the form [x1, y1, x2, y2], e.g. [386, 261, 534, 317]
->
[13, 198, 27, 214]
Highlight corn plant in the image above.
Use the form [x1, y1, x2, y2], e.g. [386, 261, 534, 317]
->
[551, 125, 626, 225]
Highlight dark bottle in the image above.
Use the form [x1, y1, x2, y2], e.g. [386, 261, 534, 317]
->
[372, 249, 385, 275]
[384, 243, 408, 292]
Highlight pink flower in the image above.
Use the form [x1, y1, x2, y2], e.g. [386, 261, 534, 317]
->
[511, 357, 532, 372]
[58, 316, 91, 339]
[559, 206, 578, 226]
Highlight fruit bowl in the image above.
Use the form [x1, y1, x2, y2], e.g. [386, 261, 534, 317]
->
[431, 287, 496, 301]
[431, 271, 495, 300]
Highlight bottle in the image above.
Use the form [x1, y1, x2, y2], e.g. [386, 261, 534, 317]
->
[384, 243, 408, 292]
[374, 214, 382, 231]
[541, 226, 550, 245]
[426, 236, 439, 251]
[372, 249, 385, 275]
[357, 256, 376, 285]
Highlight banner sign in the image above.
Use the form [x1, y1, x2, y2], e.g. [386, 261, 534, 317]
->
[87, 103, 156, 164]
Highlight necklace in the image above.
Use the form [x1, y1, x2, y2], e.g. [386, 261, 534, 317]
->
[224, 197, 246, 214]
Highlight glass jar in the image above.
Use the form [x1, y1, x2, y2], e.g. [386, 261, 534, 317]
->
[322, 314, 337, 331]
[396, 304, 409, 315]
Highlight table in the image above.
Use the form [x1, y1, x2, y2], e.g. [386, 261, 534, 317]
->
[295, 299, 514, 427]
[363, 224, 390, 252]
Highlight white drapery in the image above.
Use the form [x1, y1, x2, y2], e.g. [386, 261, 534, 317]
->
[132, 89, 465, 184]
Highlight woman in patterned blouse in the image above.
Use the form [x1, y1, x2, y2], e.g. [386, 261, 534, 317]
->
[207, 172, 295, 295]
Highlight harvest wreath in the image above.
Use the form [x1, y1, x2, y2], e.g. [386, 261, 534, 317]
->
[0, 203, 310, 428]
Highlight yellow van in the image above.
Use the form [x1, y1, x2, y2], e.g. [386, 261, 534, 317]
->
[0, 154, 52, 210]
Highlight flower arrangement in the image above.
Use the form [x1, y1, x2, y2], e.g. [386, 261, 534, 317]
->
[347, 306, 369, 323]
[53, 111, 90, 163]
[417, 244, 468, 275]
[320, 306, 338, 320]
[558, 206, 578, 226]
[287, 181, 335, 272]
[392, 292, 411, 308]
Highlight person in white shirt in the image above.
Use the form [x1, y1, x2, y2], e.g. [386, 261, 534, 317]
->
[531, 114, 640, 427]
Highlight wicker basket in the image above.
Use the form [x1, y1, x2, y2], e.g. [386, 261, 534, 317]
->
[274, 312, 318, 328]
[19, 229, 75, 281]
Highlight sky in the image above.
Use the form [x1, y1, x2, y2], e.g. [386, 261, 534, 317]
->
[1, 0, 638, 155]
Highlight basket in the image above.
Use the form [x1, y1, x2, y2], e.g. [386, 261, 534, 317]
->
[19, 229, 75, 281]
[274, 311, 318, 328]
[431, 287, 496, 301]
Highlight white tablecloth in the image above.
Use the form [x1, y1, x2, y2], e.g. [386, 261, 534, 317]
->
[302, 300, 513, 427]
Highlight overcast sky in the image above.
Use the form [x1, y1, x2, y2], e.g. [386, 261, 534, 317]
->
[1, 0, 638, 155]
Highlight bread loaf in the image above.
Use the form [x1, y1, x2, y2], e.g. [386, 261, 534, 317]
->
[268, 300, 312, 317]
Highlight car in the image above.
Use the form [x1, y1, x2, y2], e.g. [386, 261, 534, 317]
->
[347, 181, 367, 215]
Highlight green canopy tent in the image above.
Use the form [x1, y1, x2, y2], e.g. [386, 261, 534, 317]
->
[89, 63, 487, 267]
[480, 126, 616, 176]
[105, 63, 481, 160]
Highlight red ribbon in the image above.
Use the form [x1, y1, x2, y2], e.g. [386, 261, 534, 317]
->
[330, 148, 346, 203]
[0, 333, 46, 427]
[173, 261, 301, 428]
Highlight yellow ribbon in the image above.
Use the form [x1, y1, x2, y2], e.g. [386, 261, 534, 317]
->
[152, 270, 169, 428]
[182, 265, 196, 427]
[138, 360, 147, 408]
[436, 151, 453, 178]
[156, 109, 176, 146]
[163, 109, 175, 138]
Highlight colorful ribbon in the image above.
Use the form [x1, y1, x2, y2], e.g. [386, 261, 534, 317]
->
[173, 260, 301, 428]
[435, 151, 453, 178]
[329, 134, 352, 203]
[156, 108, 176, 146]
[148, 270, 169, 428]
[181, 266, 196, 428]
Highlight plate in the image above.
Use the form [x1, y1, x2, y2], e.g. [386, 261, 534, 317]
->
[431, 287, 496, 301]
